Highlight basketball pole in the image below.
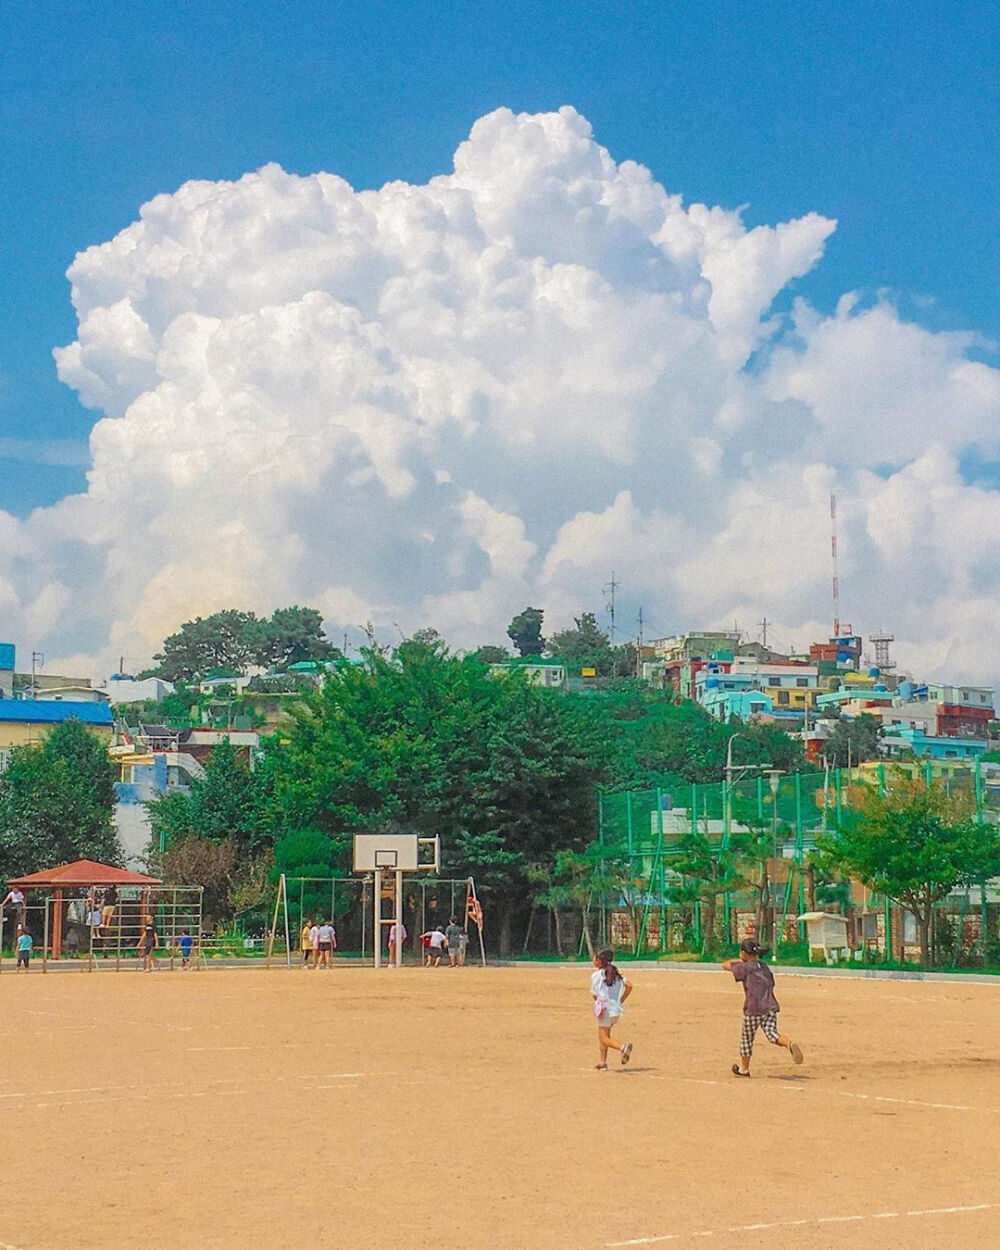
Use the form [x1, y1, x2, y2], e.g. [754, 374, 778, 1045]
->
[373, 868, 382, 969]
[394, 869, 403, 968]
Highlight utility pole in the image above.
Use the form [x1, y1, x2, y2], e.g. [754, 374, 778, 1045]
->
[636, 607, 644, 678]
[758, 617, 769, 649]
[30, 651, 44, 700]
[603, 571, 620, 647]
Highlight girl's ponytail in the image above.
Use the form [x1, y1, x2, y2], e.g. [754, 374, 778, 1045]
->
[596, 947, 622, 987]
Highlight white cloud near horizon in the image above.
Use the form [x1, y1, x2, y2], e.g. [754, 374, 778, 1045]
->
[1, 105, 998, 687]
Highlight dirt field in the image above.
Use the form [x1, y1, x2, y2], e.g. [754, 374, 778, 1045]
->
[3, 962, 1000, 1250]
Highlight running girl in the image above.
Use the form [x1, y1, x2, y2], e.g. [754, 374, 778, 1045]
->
[722, 939, 803, 1077]
[590, 948, 633, 1070]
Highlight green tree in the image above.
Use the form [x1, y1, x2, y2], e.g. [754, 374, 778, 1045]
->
[670, 830, 748, 955]
[146, 739, 273, 856]
[506, 607, 545, 657]
[821, 713, 883, 767]
[549, 612, 612, 670]
[0, 720, 121, 877]
[265, 641, 611, 953]
[153, 610, 261, 681]
[817, 777, 1000, 966]
[472, 645, 510, 664]
[255, 606, 336, 669]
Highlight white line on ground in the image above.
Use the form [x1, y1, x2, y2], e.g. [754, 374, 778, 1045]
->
[838, 1091, 982, 1112]
[607, 1202, 1000, 1245]
[185, 1045, 254, 1051]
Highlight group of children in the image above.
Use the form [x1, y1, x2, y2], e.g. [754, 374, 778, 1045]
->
[419, 919, 468, 967]
[590, 938, 805, 1077]
[300, 918, 338, 968]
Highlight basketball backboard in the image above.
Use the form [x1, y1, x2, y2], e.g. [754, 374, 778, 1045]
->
[353, 833, 420, 872]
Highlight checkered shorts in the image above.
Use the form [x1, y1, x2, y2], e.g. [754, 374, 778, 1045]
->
[740, 1011, 781, 1057]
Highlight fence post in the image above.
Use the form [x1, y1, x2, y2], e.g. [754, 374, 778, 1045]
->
[42, 898, 49, 974]
[795, 773, 805, 939]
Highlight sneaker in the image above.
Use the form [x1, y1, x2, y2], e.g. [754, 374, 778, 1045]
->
[621, 1042, 633, 1066]
[731, 1063, 751, 1078]
[790, 1042, 804, 1065]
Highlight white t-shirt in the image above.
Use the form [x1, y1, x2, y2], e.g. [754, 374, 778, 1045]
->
[388, 923, 406, 944]
[309, 925, 320, 949]
[591, 968, 626, 1017]
[428, 931, 446, 949]
[318, 924, 335, 944]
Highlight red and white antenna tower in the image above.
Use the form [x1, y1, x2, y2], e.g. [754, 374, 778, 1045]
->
[830, 492, 840, 637]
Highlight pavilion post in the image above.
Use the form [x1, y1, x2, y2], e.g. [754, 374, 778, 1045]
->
[52, 888, 63, 960]
[42, 898, 50, 974]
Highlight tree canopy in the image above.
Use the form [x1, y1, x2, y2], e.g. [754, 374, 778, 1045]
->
[817, 776, 1000, 965]
[150, 605, 336, 680]
[0, 720, 121, 878]
[506, 607, 545, 657]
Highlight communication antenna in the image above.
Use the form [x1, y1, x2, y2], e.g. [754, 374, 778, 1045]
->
[758, 617, 770, 649]
[868, 631, 895, 673]
[636, 607, 644, 678]
[30, 651, 45, 699]
[603, 571, 620, 647]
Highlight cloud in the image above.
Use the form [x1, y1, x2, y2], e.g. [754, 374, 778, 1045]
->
[0, 105, 996, 690]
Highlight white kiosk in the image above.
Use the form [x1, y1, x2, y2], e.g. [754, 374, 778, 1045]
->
[353, 833, 439, 967]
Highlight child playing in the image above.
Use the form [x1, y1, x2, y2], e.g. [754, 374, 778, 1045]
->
[590, 948, 633, 1070]
[722, 939, 803, 1077]
[179, 928, 193, 969]
[15, 925, 32, 971]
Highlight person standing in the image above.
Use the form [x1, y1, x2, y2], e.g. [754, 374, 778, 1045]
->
[590, 948, 633, 1070]
[15, 925, 32, 972]
[445, 917, 464, 967]
[179, 928, 194, 969]
[387, 919, 406, 965]
[309, 918, 321, 967]
[300, 918, 313, 968]
[722, 939, 804, 1077]
[317, 918, 337, 969]
[137, 914, 158, 971]
[86, 899, 104, 956]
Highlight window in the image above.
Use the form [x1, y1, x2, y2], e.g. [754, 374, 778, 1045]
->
[903, 912, 918, 944]
[777, 691, 789, 706]
[796, 677, 808, 687]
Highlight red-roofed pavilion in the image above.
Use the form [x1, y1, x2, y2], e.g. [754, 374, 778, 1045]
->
[7, 859, 162, 961]
[8, 859, 161, 890]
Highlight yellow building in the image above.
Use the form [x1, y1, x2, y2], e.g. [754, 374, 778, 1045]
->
[0, 698, 114, 750]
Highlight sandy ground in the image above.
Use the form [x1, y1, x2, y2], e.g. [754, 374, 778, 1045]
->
[2, 962, 1000, 1250]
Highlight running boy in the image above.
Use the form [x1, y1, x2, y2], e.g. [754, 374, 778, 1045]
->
[722, 939, 803, 1077]
[590, 948, 633, 1070]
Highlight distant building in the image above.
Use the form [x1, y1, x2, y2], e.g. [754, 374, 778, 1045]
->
[488, 658, 567, 690]
[34, 685, 107, 704]
[881, 727, 988, 761]
[0, 643, 14, 699]
[106, 675, 176, 706]
[0, 698, 113, 749]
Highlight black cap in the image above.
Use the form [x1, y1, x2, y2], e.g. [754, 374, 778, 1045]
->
[740, 938, 766, 956]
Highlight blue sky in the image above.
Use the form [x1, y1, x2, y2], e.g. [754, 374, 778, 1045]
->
[2, 0, 997, 516]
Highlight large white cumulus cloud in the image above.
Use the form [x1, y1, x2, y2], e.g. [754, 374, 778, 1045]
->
[3, 106, 999, 684]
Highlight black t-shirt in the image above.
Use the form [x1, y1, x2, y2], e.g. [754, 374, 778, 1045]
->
[142, 924, 157, 949]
